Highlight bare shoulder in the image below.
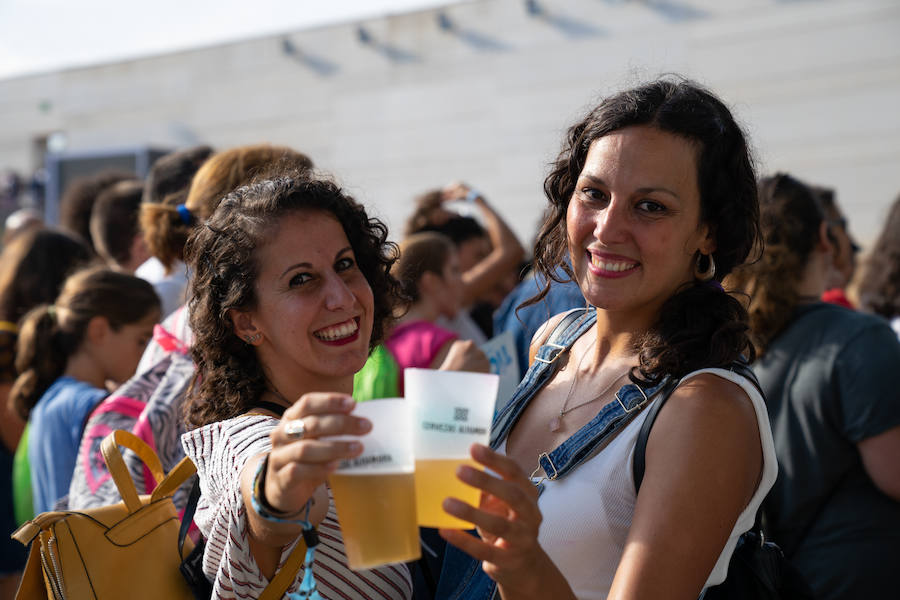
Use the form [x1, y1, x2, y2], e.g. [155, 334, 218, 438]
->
[649, 371, 762, 492]
[665, 372, 758, 432]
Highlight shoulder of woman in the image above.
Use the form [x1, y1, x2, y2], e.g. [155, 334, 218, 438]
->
[528, 310, 580, 353]
[653, 372, 760, 458]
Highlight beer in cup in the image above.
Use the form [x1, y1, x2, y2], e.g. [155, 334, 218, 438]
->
[405, 368, 500, 529]
[327, 398, 420, 570]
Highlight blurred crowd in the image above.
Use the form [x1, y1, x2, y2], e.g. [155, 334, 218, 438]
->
[0, 76, 898, 600]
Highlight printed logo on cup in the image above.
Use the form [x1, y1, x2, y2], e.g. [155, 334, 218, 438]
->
[332, 398, 414, 475]
[405, 368, 499, 459]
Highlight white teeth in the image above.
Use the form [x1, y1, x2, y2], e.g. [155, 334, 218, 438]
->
[591, 255, 636, 272]
[314, 319, 358, 341]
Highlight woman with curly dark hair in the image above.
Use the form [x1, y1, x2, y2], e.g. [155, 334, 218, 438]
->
[728, 174, 900, 600]
[180, 172, 412, 599]
[436, 78, 777, 600]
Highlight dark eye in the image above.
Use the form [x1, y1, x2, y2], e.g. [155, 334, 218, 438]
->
[335, 257, 356, 272]
[289, 272, 313, 287]
[636, 199, 666, 213]
[581, 187, 608, 203]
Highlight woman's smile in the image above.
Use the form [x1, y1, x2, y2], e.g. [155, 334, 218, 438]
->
[587, 250, 640, 278]
[313, 317, 361, 345]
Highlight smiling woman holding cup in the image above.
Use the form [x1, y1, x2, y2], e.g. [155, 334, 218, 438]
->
[180, 172, 413, 599]
[436, 79, 778, 600]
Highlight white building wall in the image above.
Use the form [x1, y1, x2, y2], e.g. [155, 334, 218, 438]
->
[1, 0, 899, 245]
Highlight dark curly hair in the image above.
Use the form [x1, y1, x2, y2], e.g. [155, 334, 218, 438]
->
[727, 174, 830, 356]
[183, 173, 403, 427]
[857, 193, 900, 319]
[531, 77, 760, 383]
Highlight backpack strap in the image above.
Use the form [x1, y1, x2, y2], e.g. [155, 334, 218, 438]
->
[632, 360, 762, 493]
[101, 430, 167, 513]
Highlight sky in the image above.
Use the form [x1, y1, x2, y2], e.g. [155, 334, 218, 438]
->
[0, 0, 452, 80]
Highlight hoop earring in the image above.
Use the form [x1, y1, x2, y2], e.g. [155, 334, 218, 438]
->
[244, 332, 262, 345]
[694, 253, 716, 282]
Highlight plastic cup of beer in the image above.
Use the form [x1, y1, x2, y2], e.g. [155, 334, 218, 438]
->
[327, 398, 420, 570]
[404, 368, 500, 529]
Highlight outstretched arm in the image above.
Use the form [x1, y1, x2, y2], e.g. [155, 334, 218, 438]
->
[443, 182, 524, 307]
[240, 392, 371, 578]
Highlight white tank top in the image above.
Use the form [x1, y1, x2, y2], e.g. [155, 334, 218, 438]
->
[500, 367, 778, 600]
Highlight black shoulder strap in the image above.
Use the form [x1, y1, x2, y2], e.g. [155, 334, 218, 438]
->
[178, 476, 202, 556]
[632, 361, 762, 493]
[253, 400, 288, 417]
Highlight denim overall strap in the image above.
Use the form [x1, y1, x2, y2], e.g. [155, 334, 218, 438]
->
[536, 378, 668, 483]
[489, 308, 595, 449]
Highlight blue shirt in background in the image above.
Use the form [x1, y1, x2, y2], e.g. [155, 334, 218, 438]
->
[493, 265, 585, 380]
[28, 376, 107, 513]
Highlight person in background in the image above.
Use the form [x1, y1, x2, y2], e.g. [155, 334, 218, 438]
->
[181, 172, 412, 598]
[407, 182, 524, 343]
[136, 145, 213, 318]
[387, 231, 489, 393]
[728, 173, 900, 600]
[0, 229, 91, 599]
[89, 179, 151, 273]
[856, 193, 900, 334]
[140, 144, 310, 322]
[9, 267, 159, 514]
[59, 170, 136, 254]
[815, 186, 860, 308]
[494, 209, 586, 380]
[438, 78, 776, 600]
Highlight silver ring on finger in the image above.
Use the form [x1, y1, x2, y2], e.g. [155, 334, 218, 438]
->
[284, 418, 307, 440]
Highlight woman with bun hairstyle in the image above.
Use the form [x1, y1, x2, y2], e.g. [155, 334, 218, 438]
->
[437, 78, 777, 600]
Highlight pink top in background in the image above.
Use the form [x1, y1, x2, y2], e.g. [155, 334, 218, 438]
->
[384, 320, 457, 394]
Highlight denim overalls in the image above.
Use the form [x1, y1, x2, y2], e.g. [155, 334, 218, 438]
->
[435, 309, 670, 600]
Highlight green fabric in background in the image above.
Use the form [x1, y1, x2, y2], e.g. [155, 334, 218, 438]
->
[353, 344, 399, 402]
[12, 423, 33, 526]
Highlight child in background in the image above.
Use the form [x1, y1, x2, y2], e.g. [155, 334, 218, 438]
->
[9, 267, 160, 514]
[386, 231, 489, 394]
[89, 179, 152, 274]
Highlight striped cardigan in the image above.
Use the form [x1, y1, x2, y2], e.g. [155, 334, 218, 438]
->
[182, 415, 413, 600]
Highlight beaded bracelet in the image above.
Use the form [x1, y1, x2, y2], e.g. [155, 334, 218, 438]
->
[251, 456, 322, 600]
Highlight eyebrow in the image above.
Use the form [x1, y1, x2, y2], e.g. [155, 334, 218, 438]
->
[279, 246, 354, 278]
[579, 174, 681, 199]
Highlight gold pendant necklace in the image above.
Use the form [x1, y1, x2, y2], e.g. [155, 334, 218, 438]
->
[549, 352, 632, 432]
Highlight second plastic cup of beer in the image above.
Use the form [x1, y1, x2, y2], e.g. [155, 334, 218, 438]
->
[405, 368, 500, 529]
[327, 398, 420, 570]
